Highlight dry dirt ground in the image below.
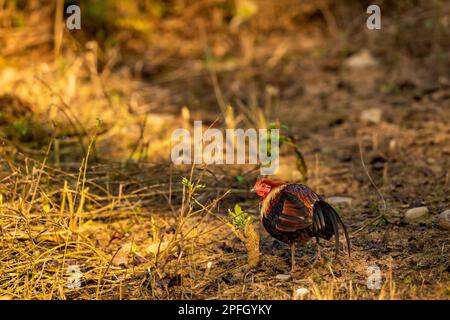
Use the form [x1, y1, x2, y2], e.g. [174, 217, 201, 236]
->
[1, 55, 448, 299]
[0, 2, 449, 300]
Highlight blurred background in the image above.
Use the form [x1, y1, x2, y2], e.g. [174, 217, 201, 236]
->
[1, 0, 449, 160]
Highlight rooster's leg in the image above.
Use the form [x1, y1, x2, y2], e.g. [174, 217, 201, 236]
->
[310, 237, 324, 266]
[315, 237, 322, 260]
[290, 243, 296, 272]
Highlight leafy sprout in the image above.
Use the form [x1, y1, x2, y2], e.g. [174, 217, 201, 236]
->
[228, 204, 252, 229]
[261, 122, 308, 181]
[181, 176, 205, 194]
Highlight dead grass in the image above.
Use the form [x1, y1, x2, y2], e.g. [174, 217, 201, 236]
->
[0, 145, 448, 299]
[0, 0, 449, 300]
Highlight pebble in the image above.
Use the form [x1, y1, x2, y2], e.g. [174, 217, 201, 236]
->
[112, 243, 134, 267]
[389, 139, 397, 151]
[275, 274, 291, 281]
[204, 261, 213, 276]
[293, 287, 309, 300]
[404, 207, 430, 223]
[326, 196, 353, 206]
[360, 108, 382, 124]
[438, 210, 450, 230]
[344, 49, 378, 69]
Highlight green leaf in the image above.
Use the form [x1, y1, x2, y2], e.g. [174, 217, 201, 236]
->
[43, 203, 51, 214]
[235, 0, 258, 20]
[228, 204, 251, 229]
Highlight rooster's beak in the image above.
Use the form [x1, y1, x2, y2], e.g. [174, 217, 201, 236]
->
[250, 187, 255, 192]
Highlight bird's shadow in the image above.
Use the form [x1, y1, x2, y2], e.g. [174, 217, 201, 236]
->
[260, 239, 316, 270]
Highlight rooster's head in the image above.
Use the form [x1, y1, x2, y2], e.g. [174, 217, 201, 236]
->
[252, 178, 286, 199]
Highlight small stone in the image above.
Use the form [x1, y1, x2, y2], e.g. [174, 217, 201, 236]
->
[438, 210, 450, 230]
[275, 274, 291, 281]
[204, 261, 213, 276]
[431, 90, 450, 101]
[344, 49, 378, 69]
[326, 196, 353, 206]
[389, 139, 397, 151]
[404, 207, 430, 223]
[360, 108, 382, 124]
[293, 287, 309, 300]
[145, 241, 169, 256]
[112, 242, 134, 267]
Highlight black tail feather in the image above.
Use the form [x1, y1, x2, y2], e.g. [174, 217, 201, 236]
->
[313, 200, 351, 257]
[335, 211, 351, 257]
[328, 206, 340, 257]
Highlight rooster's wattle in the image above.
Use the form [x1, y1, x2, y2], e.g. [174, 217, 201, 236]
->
[253, 178, 351, 271]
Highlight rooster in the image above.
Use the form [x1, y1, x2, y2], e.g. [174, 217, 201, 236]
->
[252, 178, 351, 272]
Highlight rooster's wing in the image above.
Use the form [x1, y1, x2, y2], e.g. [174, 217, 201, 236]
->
[265, 184, 351, 256]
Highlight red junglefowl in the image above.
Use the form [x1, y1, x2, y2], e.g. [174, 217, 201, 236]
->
[253, 178, 351, 272]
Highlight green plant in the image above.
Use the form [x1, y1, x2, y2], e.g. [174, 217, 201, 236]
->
[261, 122, 308, 181]
[226, 204, 259, 268]
[228, 204, 252, 229]
[181, 176, 205, 194]
[12, 118, 29, 136]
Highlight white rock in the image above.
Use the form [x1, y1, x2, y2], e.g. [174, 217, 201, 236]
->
[204, 261, 213, 276]
[360, 108, 383, 124]
[145, 241, 169, 256]
[344, 49, 378, 69]
[438, 210, 450, 230]
[404, 207, 430, 222]
[326, 196, 353, 206]
[112, 242, 134, 267]
[389, 139, 397, 151]
[293, 287, 309, 300]
[275, 274, 291, 281]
